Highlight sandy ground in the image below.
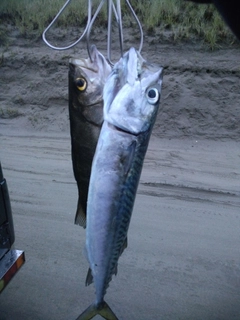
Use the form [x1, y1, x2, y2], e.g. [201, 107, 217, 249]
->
[0, 26, 240, 319]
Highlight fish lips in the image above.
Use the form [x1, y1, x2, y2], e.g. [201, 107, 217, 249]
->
[69, 45, 111, 81]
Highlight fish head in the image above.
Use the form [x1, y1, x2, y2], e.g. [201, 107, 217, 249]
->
[69, 45, 112, 125]
[103, 47, 163, 134]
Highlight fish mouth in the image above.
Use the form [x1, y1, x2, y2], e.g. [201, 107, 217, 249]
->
[69, 45, 110, 73]
[69, 45, 98, 69]
[85, 101, 102, 108]
[69, 59, 97, 73]
[108, 122, 139, 136]
[103, 47, 163, 135]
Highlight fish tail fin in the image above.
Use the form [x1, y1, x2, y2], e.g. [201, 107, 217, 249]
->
[76, 301, 118, 320]
[74, 200, 86, 228]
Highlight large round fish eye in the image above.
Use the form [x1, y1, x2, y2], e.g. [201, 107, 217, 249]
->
[146, 88, 160, 105]
[76, 77, 87, 92]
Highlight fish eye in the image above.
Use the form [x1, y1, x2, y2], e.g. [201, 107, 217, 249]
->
[146, 88, 160, 104]
[76, 77, 87, 92]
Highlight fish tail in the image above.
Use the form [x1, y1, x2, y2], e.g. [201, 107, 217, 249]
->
[74, 200, 86, 228]
[76, 301, 118, 320]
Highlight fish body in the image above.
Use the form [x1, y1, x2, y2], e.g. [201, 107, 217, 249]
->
[78, 48, 163, 319]
[69, 45, 111, 227]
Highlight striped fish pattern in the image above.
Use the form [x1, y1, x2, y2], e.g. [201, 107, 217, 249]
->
[77, 48, 163, 320]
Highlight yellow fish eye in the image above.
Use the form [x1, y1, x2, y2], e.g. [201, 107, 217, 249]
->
[76, 77, 87, 92]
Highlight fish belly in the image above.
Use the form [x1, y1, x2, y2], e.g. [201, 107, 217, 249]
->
[86, 121, 150, 303]
[70, 115, 101, 227]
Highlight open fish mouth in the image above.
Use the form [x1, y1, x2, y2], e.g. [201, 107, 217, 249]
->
[69, 59, 99, 73]
[104, 47, 163, 135]
[70, 45, 112, 74]
[68, 45, 111, 228]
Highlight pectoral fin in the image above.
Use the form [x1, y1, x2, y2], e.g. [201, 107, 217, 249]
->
[85, 268, 93, 286]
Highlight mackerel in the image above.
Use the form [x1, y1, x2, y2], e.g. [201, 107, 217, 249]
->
[77, 47, 163, 319]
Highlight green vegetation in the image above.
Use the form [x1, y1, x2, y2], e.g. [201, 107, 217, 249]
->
[134, 0, 232, 46]
[0, 107, 22, 119]
[0, 0, 235, 47]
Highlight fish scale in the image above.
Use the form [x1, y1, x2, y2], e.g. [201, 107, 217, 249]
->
[77, 47, 163, 320]
[85, 119, 155, 306]
[68, 45, 111, 228]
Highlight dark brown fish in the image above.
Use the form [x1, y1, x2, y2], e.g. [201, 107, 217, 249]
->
[69, 45, 111, 227]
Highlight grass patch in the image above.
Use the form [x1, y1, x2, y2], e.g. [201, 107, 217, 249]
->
[131, 0, 233, 47]
[0, 0, 89, 35]
[0, 0, 235, 47]
[0, 107, 22, 119]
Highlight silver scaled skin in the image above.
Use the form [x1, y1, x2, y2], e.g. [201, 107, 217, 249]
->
[77, 47, 163, 320]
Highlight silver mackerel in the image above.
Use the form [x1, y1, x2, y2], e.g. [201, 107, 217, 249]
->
[77, 48, 163, 319]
